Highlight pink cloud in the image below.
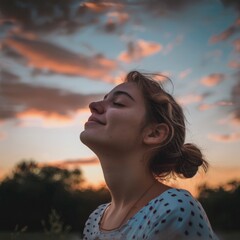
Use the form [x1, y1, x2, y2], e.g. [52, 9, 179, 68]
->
[219, 114, 240, 127]
[107, 11, 129, 24]
[102, 9, 129, 33]
[228, 60, 240, 69]
[118, 39, 162, 63]
[200, 73, 225, 87]
[1, 70, 104, 121]
[198, 104, 215, 111]
[208, 132, 240, 142]
[177, 94, 203, 106]
[83, 2, 123, 13]
[5, 36, 117, 80]
[179, 68, 192, 79]
[41, 158, 99, 168]
[198, 101, 233, 111]
[209, 17, 240, 43]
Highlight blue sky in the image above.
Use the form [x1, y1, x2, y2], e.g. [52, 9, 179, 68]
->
[0, 0, 240, 191]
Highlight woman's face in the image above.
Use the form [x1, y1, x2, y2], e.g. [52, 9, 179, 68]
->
[80, 82, 148, 153]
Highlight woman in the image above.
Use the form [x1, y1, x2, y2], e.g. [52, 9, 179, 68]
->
[80, 71, 218, 239]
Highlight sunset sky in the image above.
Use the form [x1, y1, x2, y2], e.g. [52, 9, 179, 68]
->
[0, 0, 240, 194]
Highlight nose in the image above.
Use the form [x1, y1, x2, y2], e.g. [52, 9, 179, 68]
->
[89, 101, 105, 114]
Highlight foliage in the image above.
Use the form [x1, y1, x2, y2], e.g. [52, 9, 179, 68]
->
[0, 160, 110, 233]
[198, 180, 240, 231]
[1, 159, 239, 233]
[10, 225, 28, 240]
[41, 208, 71, 239]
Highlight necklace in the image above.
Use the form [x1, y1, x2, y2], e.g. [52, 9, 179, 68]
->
[99, 180, 157, 231]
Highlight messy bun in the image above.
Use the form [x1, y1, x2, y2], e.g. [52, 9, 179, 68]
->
[175, 143, 208, 178]
[125, 71, 208, 179]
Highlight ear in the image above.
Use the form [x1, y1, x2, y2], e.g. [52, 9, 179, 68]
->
[143, 123, 169, 146]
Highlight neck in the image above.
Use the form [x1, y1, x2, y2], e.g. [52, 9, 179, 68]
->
[97, 150, 156, 207]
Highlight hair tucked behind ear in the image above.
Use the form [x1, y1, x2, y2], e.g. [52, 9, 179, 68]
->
[125, 71, 208, 179]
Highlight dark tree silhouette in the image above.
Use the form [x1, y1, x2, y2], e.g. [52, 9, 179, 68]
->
[198, 180, 240, 231]
[0, 160, 110, 233]
[1, 160, 239, 233]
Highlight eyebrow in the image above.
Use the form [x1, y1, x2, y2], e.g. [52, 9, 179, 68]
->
[104, 90, 135, 102]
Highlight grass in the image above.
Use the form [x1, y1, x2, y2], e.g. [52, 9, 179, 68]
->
[0, 232, 82, 240]
[216, 231, 240, 240]
[1, 231, 240, 240]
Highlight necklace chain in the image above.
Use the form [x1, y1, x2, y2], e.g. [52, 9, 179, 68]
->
[99, 180, 157, 231]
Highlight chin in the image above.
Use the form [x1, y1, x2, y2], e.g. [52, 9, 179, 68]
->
[80, 130, 100, 150]
[79, 130, 88, 145]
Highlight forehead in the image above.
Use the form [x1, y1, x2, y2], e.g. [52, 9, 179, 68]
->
[108, 82, 143, 100]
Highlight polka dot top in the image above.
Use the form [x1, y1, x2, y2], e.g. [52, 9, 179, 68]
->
[83, 188, 219, 240]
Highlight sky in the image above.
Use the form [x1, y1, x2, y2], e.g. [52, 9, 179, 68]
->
[0, 0, 240, 194]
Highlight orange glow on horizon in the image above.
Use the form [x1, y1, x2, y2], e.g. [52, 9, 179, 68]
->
[15, 108, 90, 127]
[17, 109, 72, 121]
[0, 163, 240, 197]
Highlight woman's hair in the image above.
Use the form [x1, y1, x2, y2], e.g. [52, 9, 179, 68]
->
[125, 71, 208, 179]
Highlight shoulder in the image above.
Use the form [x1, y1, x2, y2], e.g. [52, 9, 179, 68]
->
[146, 188, 201, 214]
[83, 203, 109, 237]
[85, 203, 109, 224]
[158, 188, 203, 213]
[145, 188, 218, 239]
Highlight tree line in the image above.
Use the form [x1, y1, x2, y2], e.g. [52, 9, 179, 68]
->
[0, 160, 239, 234]
[0, 160, 110, 234]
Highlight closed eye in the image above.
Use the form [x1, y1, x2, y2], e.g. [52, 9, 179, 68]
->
[113, 102, 125, 107]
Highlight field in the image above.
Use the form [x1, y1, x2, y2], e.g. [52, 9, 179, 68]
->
[0, 232, 82, 240]
[0, 232, 240, 240]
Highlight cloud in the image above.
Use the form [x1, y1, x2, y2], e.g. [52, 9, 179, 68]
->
[198, 101, 233, 111]
[231, 79, 240, 122]
[0, 0, 113, 33]
[200, 73, 225, 87]
[218, 114, 240, 127]
[41, 157, 99, 168]
[15, 108, 89, 128]
[208, 132, 240, 142]
[107, 11, 129, 24]
[215, 78, 240, 128]
[103, 11, 129, 33]
[83, 1, 123, 13]
[198, 103, 215, 111]
[0, 70, 104, 121]
[118, 39, 162, 63]
[177, 94, 203, 106]
[4, 35, 117, 79]
[210, 24, 239, 44]
[233, 38, 240, 52]
[228, 60, 240, 69]
[178, 68, 192, 79]
[209, 17, 240, 43]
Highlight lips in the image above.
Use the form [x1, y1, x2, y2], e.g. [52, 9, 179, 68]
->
[87, 116, 105, 125]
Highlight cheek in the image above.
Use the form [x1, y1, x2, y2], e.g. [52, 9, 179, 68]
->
[108, 111, 145, 137]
